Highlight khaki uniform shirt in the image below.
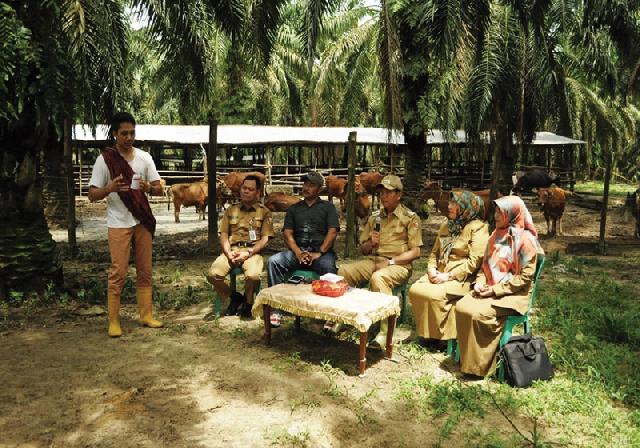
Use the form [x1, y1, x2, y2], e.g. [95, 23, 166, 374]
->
[428, 219, 489, 283]
[220, 203, 274, 247]
[360, 203, 423, 258]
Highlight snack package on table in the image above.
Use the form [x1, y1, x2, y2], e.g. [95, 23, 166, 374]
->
[312, 273, 348, 297]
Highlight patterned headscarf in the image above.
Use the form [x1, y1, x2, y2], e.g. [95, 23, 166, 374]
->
[441, 190, 485, 263]
[483, 196, 543, 286]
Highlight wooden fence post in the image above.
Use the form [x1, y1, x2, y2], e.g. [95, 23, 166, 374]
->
[345, 132, 357, 258]
[64, 117, 77, 257]
[208, 120, 220, 253]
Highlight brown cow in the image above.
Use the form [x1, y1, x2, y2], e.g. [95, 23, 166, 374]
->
[324, 175, 348, 209]
[355, 191, 371, 219]
[221, 171, 267, 197]
[358, 172, 384, 208]
[168, 180, 208, 223]
[536, 187, 567, 236]
[264, 192, 300, 212]
[422, 181, 493, 219]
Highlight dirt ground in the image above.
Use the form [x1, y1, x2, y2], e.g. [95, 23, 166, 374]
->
[1, 194, 638, 447]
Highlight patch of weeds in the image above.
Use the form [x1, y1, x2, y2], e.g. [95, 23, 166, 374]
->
[167, 323, 187, 334]
[273, 352, 310, 373]
[230, 327, 247, 338]
[462, 427, 521, 448]
[264, 427, 311, 447]
[397, 340, 428, 363]
[196, 324, 217, 336]
[0, 302, 8, 321]
[320, 359, 343, 397]
[349, 388, 378, 425]
[154, 285, 204, 310]
[171, 269, 183, 283]
[288, 392, 320, 414]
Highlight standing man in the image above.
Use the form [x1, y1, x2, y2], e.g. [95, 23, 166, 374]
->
[338, 175, 423, 345]
[267, 171, 340, 326]
[207, 175, 274, 317]
[88, 112, 164, 337]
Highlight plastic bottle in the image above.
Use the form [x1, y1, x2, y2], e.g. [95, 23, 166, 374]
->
[131, 173, 142, 190]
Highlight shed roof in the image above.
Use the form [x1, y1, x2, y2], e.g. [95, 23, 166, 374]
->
[73, 124, 584, 146]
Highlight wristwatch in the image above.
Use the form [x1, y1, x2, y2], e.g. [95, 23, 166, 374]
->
[388, 258, 396, 266]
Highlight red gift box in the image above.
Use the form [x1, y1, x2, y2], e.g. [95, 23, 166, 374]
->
[311, 280, 348, 297]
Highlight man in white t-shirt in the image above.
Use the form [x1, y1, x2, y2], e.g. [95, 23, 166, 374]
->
[88, 112, 165, 337]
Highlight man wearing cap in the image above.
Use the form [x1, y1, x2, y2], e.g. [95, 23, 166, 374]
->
[337, 175, 423, 345]
[207, 175, 274, 318]
[267, 171, 340, 326]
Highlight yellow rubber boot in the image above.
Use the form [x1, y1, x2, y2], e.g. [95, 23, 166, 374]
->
[137, 286, 163, 328]
[107, 292, 122, 337]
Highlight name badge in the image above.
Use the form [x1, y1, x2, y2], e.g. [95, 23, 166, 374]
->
[249, 230, 257, 241]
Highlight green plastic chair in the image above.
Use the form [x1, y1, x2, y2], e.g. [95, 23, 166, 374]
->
[210, 266, 261, 318]
[288, 270, 320, 282]
[497, 254, 545, 381]
[362, 282, 408, 323]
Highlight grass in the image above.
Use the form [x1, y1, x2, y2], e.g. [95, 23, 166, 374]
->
[575, 180, 637, 196]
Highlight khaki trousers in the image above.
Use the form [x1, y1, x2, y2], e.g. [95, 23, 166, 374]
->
[455, 293, 516, 376]
[338, 257, 410, 295]
[207, 253, 264, 281]
[409, 275, 470, 340]
[107, 225, 152, 295]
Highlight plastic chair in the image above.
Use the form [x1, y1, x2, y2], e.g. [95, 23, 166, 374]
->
[210, 267, 261, 318]
[497, 254, 545, 381]
[288, 270, 320, 282]
[362, 282, 408, 323]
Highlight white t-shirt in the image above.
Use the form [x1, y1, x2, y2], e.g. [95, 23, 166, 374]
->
[89, 148, 161, 228]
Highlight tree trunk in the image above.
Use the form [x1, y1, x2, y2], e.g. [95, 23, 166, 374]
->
[41, 122, 68, 228]
[403, 131, 426, 214]
[598, 148, 613, 254]
[0, 112, 63, 299]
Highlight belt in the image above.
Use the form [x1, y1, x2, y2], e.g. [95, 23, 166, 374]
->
[234, 241, 255, 248]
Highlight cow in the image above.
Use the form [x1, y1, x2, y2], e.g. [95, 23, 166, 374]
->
[324, 175, 348, 209]
[535, 187, 567, 236]
[221, 171, 267, 198]
[168, 180, 208, 223]
[358, 171, 384, 209]
[422, 181, 493, 220]
[355, 191, 371, 219]
[513, 168, 559, 193]
[625, 189, 640, 238]
[264, 192, 300, 212]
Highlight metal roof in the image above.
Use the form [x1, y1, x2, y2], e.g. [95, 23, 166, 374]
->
[73, 124, 404, 146]
[73, 124, 584, 146]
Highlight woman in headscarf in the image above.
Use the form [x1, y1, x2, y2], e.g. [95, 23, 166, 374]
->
[409, 191, 489, 343]
[455, 196, 543, 377]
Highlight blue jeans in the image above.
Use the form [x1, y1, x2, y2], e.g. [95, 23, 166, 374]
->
[267, 250, 337, 286]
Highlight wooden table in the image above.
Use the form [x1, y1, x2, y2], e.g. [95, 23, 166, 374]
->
[252, 284, 400, 376]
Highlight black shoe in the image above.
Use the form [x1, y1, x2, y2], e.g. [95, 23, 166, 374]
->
[238, 301, 253, 318]
[225, 292, 245, 316]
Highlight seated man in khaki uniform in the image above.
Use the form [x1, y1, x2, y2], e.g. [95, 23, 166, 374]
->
[207, 175, 274, 317]
[337, 175, 423, 345]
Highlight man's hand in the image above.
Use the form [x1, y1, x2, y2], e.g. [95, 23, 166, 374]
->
[108, 174, 129, 193]
[370, 231, 380, 248]
[432, 272, 450, 284]
[295, 249, 311, 265]
[139, 179, 152, 194]
[308, 252, 322, 262]
[427, 267, 439, 283]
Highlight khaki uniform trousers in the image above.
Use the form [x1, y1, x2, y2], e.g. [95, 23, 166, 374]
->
[455, 293, 517, 377]
[208, 253, 264, 282]
[409, 275, 471, 340]
[338, 257, 410, 295]
[107, 225, 152, 295]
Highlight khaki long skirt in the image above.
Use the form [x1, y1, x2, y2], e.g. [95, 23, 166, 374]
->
[455, 293, 518, 376]
[409, 276, 470, 340]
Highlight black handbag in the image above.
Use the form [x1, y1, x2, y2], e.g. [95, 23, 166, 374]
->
[499, 333, 554, 388]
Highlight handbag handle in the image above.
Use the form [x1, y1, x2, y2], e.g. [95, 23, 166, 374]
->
[519, 342, 538, 360]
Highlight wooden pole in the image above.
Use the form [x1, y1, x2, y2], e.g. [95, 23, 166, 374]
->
[345, 132, 357, 258]
[598, 148, 613, 255]
[208, 120, 220, 253]
[64, 117, 77, 257]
